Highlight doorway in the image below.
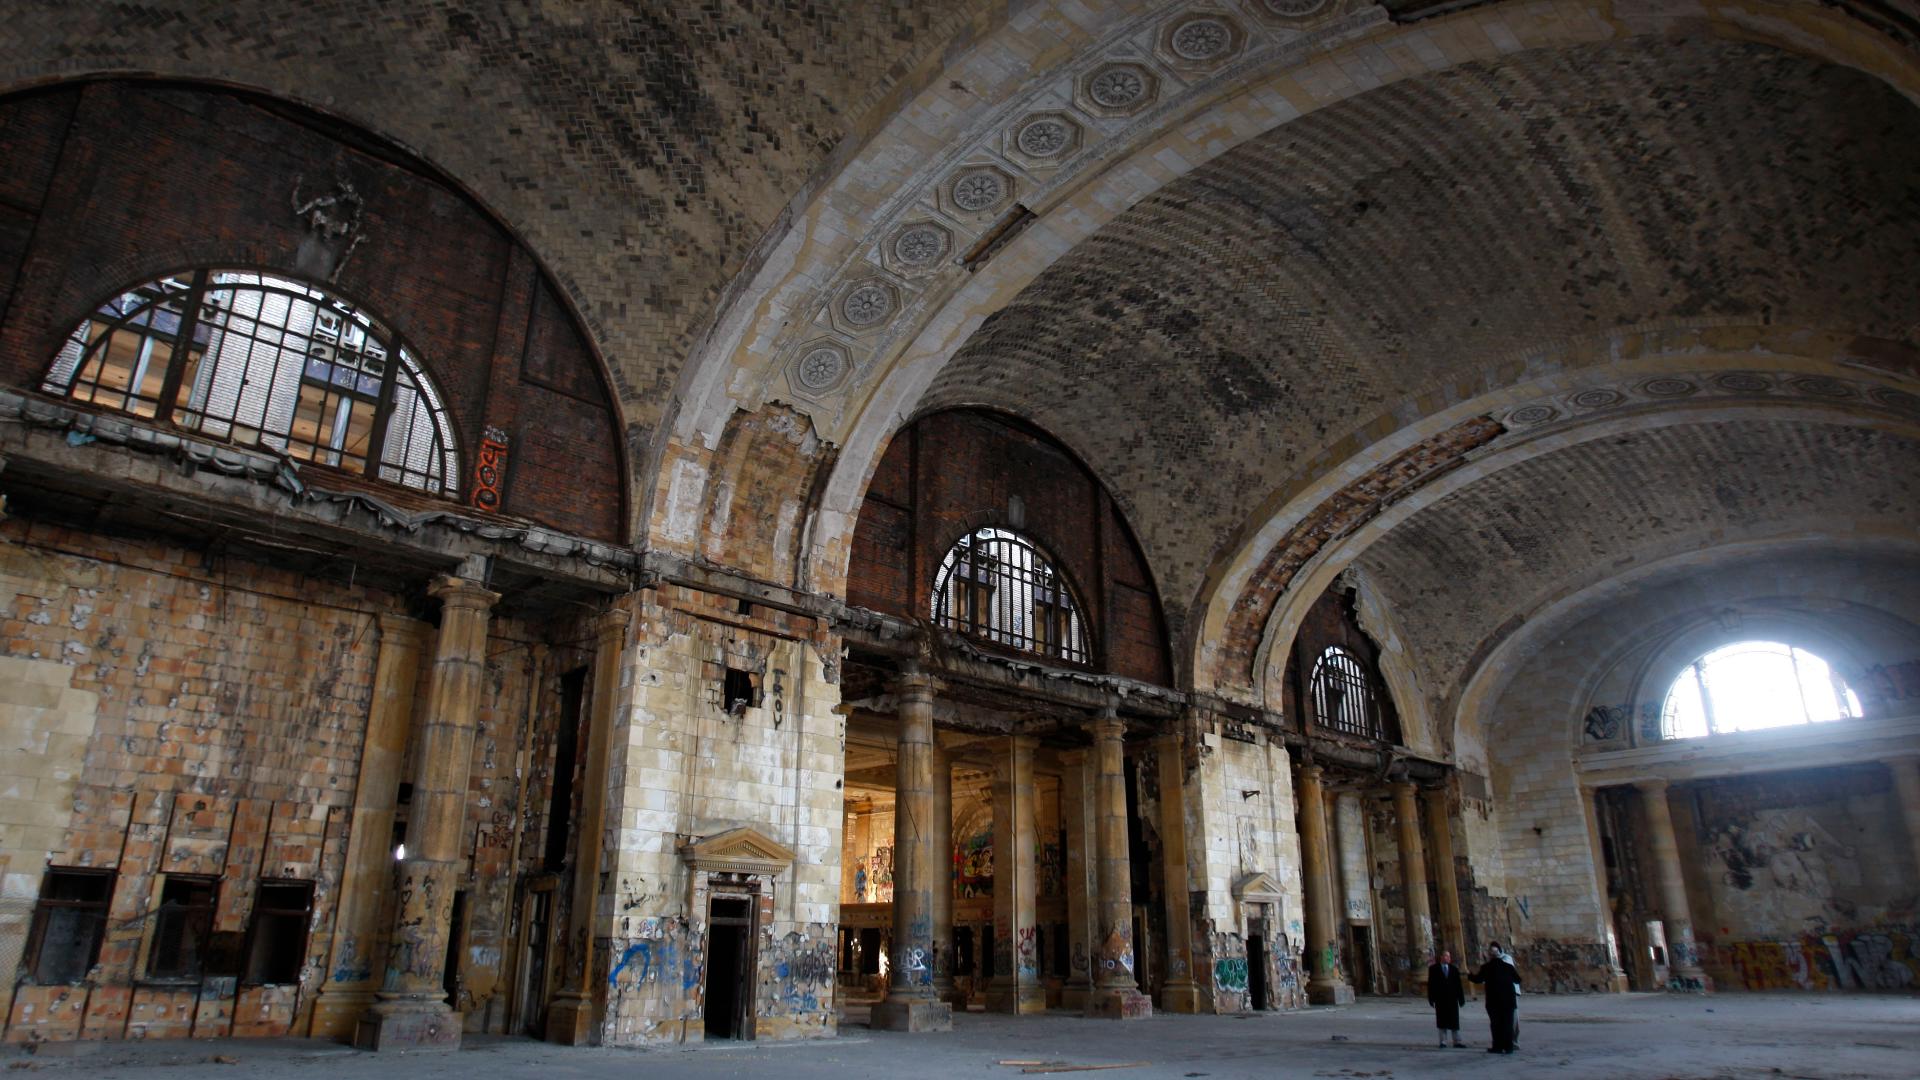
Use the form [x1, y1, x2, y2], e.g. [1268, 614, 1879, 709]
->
[515, 887, 553, 1036]
[443, 891, 467, 1006]
[704, 895, 756, 1040]
[1248, 934, 1269, 1011]
[1348, 925, 1376, 994]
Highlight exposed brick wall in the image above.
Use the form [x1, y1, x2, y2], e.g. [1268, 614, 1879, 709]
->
[0, 82, 624, 541]
[847, 409, 1171, 684]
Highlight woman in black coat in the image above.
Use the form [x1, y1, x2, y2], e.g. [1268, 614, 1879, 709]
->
[1469, 943, 1521, 1054]
[1427, 949, 1467, 1047]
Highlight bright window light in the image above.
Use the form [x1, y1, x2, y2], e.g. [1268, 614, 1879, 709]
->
[1661, 641, 1862, 739]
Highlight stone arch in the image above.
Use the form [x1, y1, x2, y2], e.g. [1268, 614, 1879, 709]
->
[1455, 536, 1920, 772]
[1168, 333, 1920, 712]
[781, 0, 1920, 613]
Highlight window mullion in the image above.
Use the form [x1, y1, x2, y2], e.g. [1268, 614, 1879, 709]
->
[152, 270, 209, 425]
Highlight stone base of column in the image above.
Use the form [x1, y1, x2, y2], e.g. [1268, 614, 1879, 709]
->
[870, 995, 954, 1032]
[1061, 983, 1094, 1011]
[1306, 980, 1355, 1006]
[1606, 971, 1630, 993]
[1158, 981, 1204, 1014]
[1665, 971, 1713, 993]
[1086, 987, 1152, 1019]
[353, 997, 461, 1052]
[544, 992, 598, 1045]
[308, 988, 375, 1040]
[984, 980, 1046, 1014]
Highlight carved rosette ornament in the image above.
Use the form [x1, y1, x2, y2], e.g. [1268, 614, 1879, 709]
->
[796, 347, 845, 391]
[841, 283, 894, 328]
[951, 167, 1012, 213]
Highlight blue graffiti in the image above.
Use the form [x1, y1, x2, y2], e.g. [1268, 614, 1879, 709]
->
[610, 941, 653, 986]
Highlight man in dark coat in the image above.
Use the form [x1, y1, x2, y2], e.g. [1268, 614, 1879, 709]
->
[1469, 942, 1521, 1054]
[1427, 949, 1467, 1047]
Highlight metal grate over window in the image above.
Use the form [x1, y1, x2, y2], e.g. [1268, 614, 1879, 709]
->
[1310, 646, 1383, 740]
[43, 270, 458, 496]
[932, 527, 1088, 663]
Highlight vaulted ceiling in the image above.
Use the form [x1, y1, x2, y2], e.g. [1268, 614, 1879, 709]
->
[915, 33, 1920, 693]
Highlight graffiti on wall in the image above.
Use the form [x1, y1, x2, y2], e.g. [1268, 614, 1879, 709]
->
[854, 846, 894, 904]
[758, 927, 836, 1025]
[1510, 940, 1615, 993]
[956, 832, 993, 898]
[1719, 928, 1919, 991]
[1037, 841, 1064, 899]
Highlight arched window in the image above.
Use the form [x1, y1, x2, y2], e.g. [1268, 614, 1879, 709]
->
[1662, 641, 1862, 739]
[42, 270, 458, 496]
[932, 527, 1088, 663]
[1310, 646, 1383, 739]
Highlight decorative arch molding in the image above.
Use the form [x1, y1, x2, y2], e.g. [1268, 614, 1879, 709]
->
[1168, 330, 1920, 708]
[1452, 534, 1920, 772]
[758, 0, 1920, 594]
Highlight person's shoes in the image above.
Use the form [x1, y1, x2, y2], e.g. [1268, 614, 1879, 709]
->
[1453, 1042, 1467, 1047]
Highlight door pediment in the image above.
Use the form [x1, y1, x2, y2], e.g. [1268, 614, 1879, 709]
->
[679, 827, 797, 877]
[1234, 871, 1285, 904]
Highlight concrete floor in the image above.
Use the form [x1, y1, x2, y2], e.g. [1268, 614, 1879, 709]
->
[10, 993, 1918, 1079]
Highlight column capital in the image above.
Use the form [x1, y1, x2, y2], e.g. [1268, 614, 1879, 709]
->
[1087, 709, 1125, 742]
[1637, 777, 1671, 798]
[894, 664, 940, 702]
[376, 613, 430, 649]
[591, 606, 632, 645]
[1299, 762, 1325, 784]
[429, 574, 500, 612]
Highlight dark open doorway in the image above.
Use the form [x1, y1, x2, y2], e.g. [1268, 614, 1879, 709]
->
[516, 887, 552, 1036]
[1248, 934, 1269, 1011]
[1349, 925, 1376, 994]
[443, 890, 467, 1006]
[704, 895, 756, 1040]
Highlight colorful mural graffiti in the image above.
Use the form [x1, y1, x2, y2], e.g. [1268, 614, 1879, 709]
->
[1717, 928, 1920, 992]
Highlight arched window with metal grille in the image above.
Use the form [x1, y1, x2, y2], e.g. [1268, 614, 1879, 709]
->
[42, 269, 459, 496]
[931, 527, 1089, 663]
[1310, 646, 1383, 739]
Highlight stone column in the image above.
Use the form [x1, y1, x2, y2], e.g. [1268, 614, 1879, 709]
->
[987, 735, 1044, 1013]
[1298, 763, 1354, 1005]
[310, 615, 428, 1039]
[355, 575, 499, 1052]
[1637, 780, 1709, 990]
[1392, 780, 1434, 994]
[1155, 733, 1202, 1012]
[1888, 758, 1920, 880]
[870, 667, 954, 1032]
[1087, 710, 1151, 1019]
[1579, 786, 1630, 992]
[1059, 749, 1096, 1010]
[930, 741, 959, 1008]
[546, 608, 632, 1044]
[1420, 785, 1467, 983]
